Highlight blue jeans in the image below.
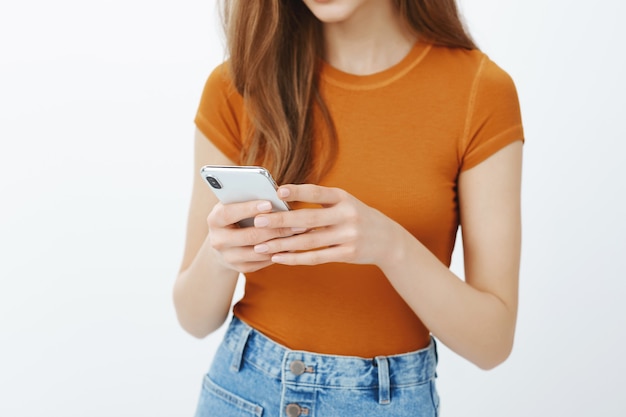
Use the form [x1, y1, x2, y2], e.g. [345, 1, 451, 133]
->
[194, 317, 440, 417]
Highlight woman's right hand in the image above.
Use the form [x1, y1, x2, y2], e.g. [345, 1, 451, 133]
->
[207, 200, 301, 273]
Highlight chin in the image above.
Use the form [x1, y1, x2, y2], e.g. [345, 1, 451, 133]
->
[302, 0, 368, 24]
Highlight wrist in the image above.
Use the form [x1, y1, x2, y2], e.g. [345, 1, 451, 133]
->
[376, 221, 412, 273]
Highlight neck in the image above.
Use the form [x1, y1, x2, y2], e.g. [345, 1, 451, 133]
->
[321, 2, 416, 75]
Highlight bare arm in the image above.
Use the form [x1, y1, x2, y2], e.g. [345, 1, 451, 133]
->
[174, 129, 303, 338]
[380, 141, 522, 369]
[173, 129, 240, 337]
[251, 141, 523, 369]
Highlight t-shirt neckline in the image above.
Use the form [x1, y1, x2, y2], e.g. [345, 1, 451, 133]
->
[320, 42, 432, 90]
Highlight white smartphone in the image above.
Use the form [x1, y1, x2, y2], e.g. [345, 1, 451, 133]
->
[199, 165, 290, 227]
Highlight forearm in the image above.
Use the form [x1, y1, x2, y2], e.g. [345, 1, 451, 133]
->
[173, 236, 239, 338]
[381, 226, 517, 369]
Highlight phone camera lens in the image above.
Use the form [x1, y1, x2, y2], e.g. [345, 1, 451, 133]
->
[206, 176, 222, 189]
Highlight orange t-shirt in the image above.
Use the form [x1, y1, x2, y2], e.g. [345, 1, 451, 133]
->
[195, 42, 524, 357]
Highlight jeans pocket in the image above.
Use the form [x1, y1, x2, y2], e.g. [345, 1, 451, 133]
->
[195, 374, 264, 417]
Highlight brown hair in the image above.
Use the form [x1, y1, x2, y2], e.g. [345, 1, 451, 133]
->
[222, 0, 475, 184]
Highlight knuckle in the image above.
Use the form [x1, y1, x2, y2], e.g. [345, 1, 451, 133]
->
[245, 227, 262, 244]
[344, 246, 358, 262]
[270, 242, 282, 253]
[209, 203, 236, 227]
[305, 233, 321, 249]
[279, 227, 295, 238]
[271, 213, 285, 228]
[207, 206, 221, 226]
[344, 227, 358, 243]
[208, 233, 224, 251]
[310, 186, 322, 201]
[304, 212, 319, 228]
[307, 251, 320, 265]
[220, 248, 239, 263]
[334, 187, 348, 201]
[343, 205, 359, 222]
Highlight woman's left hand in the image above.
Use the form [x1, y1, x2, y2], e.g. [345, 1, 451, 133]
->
[252, 184, 405, 267]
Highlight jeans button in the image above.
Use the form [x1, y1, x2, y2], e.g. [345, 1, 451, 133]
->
[289, 360, 306, 375]
[286, 403, 302, 417]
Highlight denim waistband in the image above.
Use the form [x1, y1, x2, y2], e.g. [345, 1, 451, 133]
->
[223, 317, 438, 390]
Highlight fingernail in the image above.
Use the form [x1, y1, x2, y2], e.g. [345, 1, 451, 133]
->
[257, 201, 272, 211]
[254, 244, 269, 253]
[278, 188, 290, 198]
[271, 254, 285, 263]
[254, 216, 269, 227]
[291, 227, 307, 233]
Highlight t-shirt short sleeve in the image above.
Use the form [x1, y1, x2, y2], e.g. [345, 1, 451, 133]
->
[194, 63, 245, 163]
[459, 57, 524, 171]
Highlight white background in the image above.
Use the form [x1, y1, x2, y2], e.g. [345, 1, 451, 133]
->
[1, 1, 624, 416]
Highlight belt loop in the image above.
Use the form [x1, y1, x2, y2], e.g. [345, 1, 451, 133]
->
[230, 324, 252, 373]
[375, 356, 391, 405]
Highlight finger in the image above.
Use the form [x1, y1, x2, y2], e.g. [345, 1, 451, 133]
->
[254, 228, 348, 254]
[211, 225, 302, 250]
[270, 246, 353, 266]
[254, 206, 340, 230]
[209, 200, 274, 228]
[219, 246, 273, 264]
[277, 184, 344, 205]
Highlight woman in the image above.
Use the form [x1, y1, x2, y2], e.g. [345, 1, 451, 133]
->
[175, 0, 523, 415]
